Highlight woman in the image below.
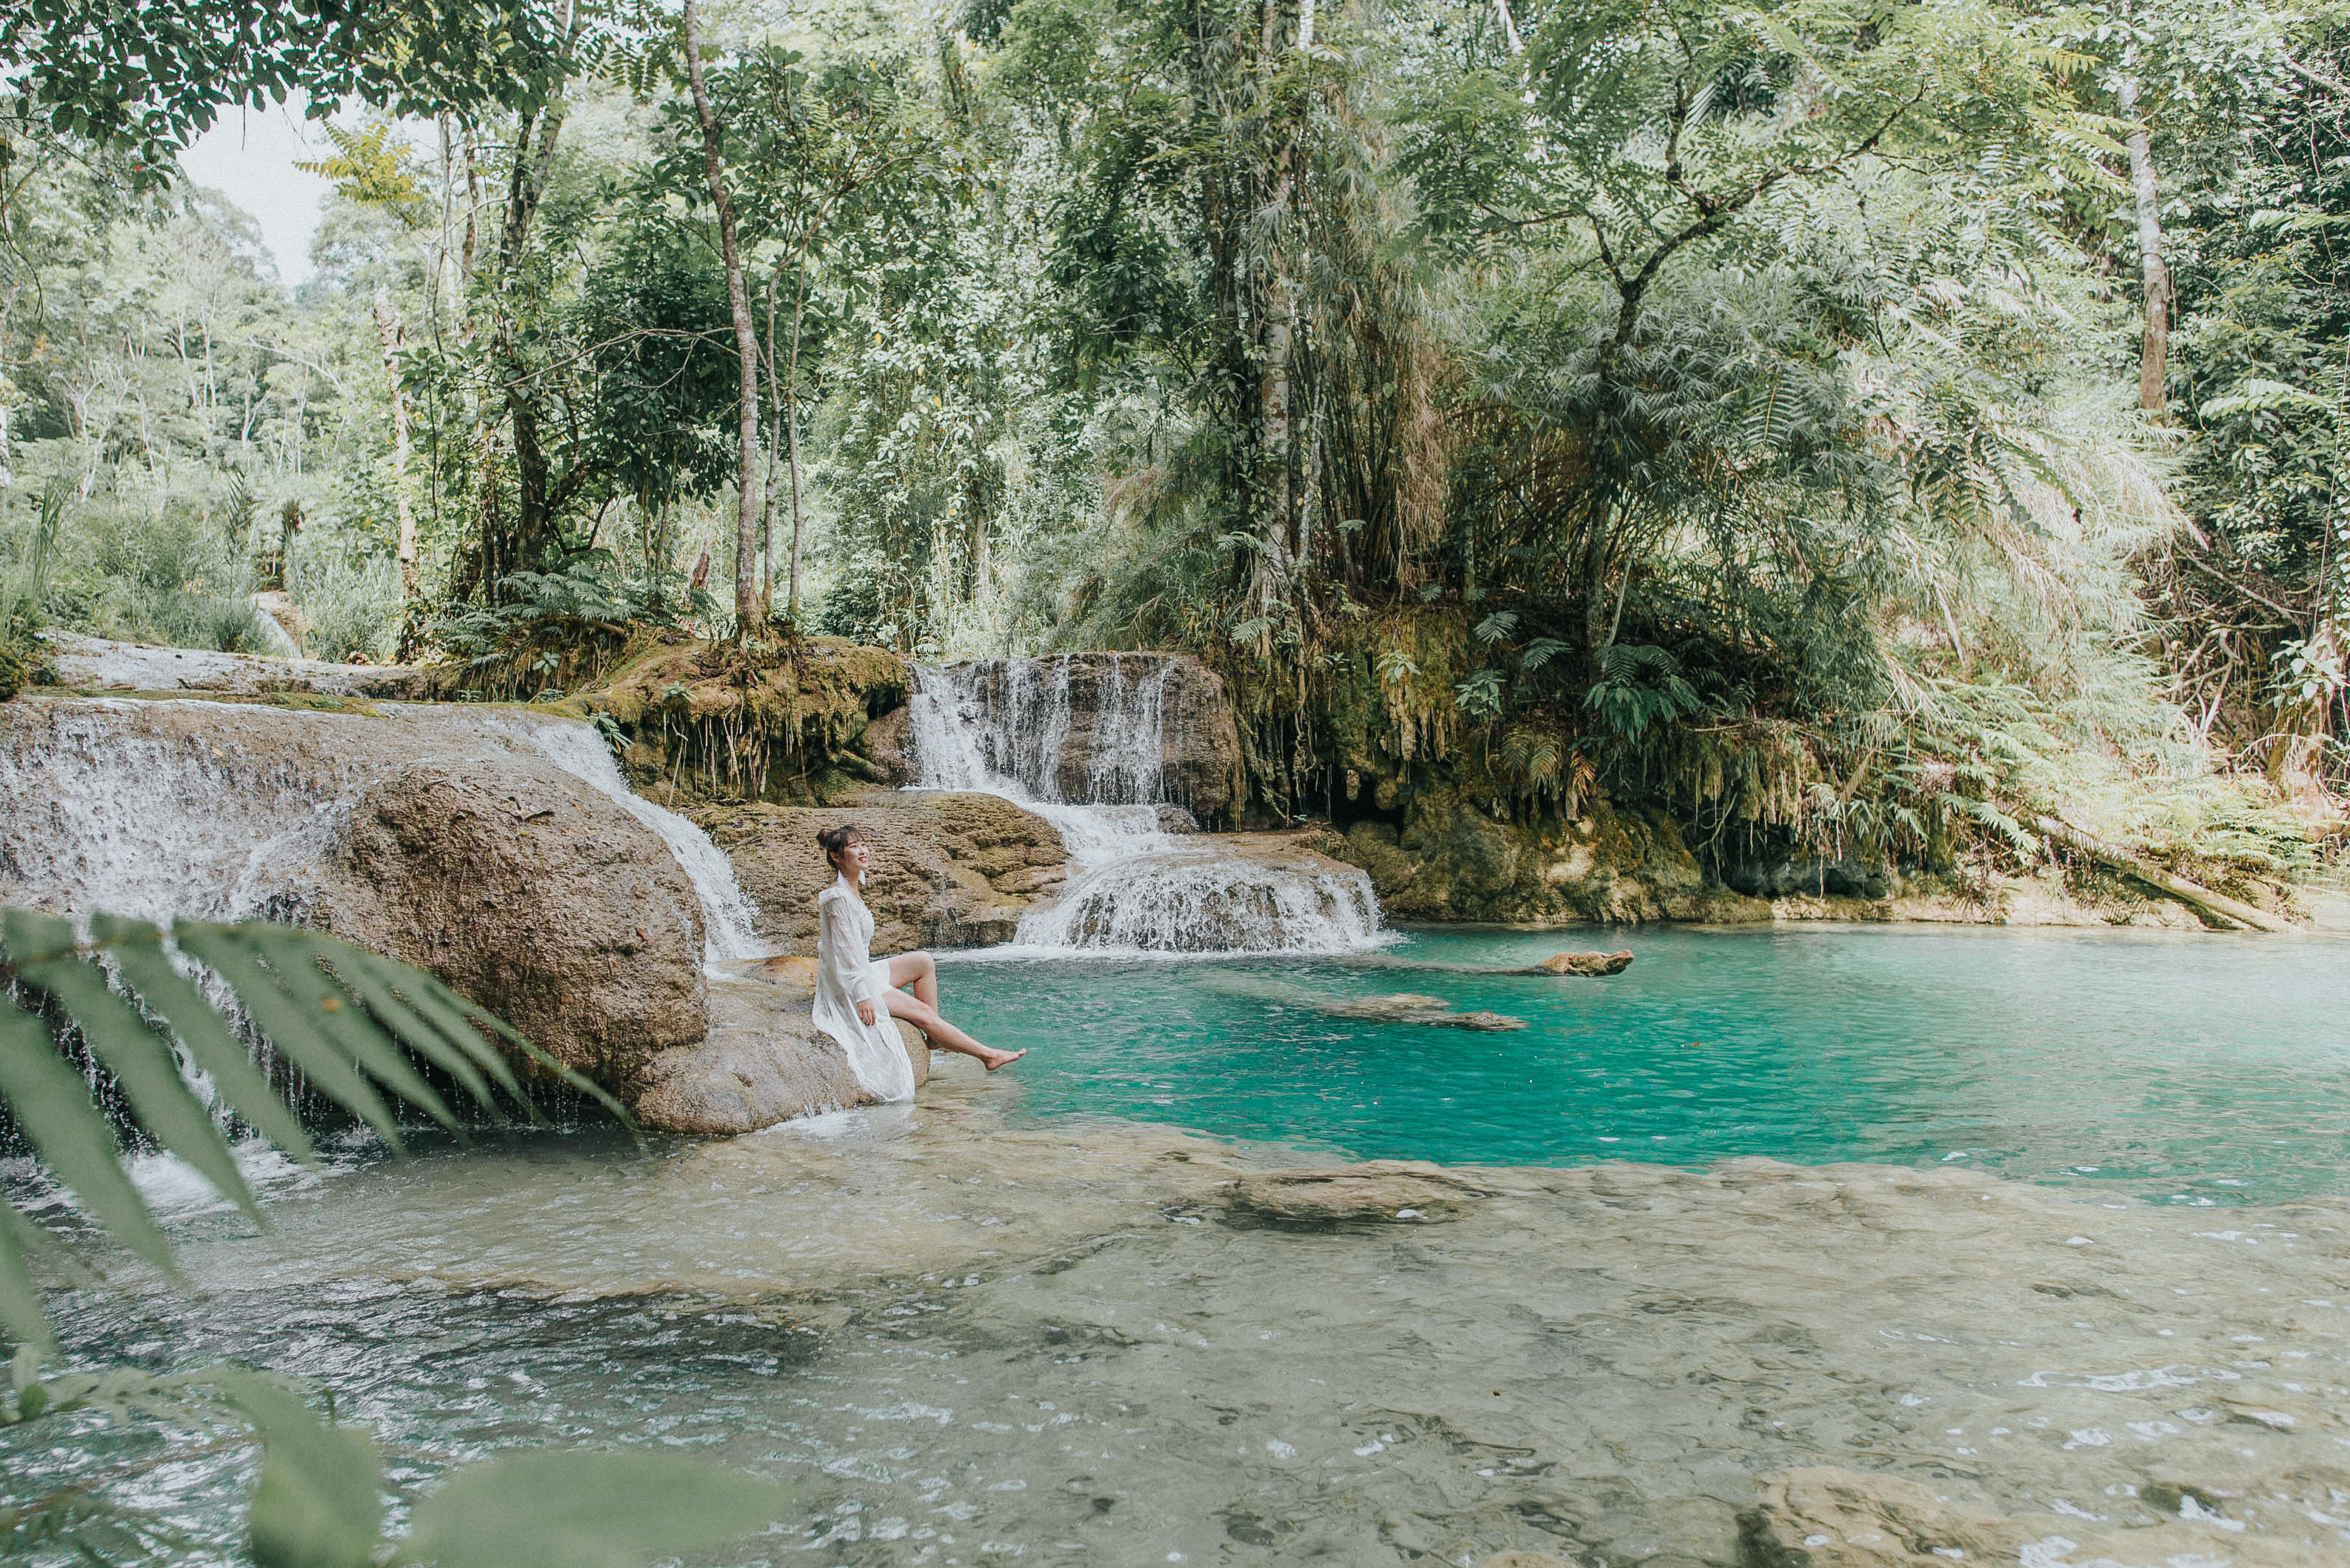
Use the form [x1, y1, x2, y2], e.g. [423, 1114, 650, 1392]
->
[812, 824, 1024, 1099]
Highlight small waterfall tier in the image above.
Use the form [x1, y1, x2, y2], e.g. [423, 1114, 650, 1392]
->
[907, 657, 1385, 955]
[0, 698, 760, 972]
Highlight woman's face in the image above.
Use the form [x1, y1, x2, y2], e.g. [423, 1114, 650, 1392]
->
[835, 834, 871, 876]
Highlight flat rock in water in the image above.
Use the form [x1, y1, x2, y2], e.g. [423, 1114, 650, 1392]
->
[633, 976, 929, 1135]
[1224, 1161, 1494, 1224]
[1742, 1466, 2331, 1568]
[1525, 949, 1634, 976]
[1333, 992, 1528, 1030]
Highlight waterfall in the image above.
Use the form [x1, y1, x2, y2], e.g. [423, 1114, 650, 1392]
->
[494, 718, 763, 970]
[0, 700, 358, 926]
[0, 701, 763, 975]
[907, 658, 1385, 955]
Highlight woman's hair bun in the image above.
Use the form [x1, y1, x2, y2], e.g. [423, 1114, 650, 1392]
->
[816, 823, 863, 860]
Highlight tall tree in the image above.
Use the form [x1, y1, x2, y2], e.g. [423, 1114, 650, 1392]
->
[679, 0, 764, 635]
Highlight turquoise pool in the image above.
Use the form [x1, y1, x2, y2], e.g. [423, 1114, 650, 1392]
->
[945, 924, 2350, 1201]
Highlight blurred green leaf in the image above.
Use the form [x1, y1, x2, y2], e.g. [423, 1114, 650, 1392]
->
[394, 1450, 795, 1568]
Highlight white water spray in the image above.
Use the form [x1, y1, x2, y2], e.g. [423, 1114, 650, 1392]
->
[495, 718, 764, 971]
[907, 658, 1384, 955]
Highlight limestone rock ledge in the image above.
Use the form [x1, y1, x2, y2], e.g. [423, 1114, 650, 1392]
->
[633, 971, 930, 1135]
[692, 790, 1069, 952]
[1317, 790, 1769, 925]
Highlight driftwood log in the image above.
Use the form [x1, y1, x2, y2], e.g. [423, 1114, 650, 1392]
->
[2030, 814, 2297, 933]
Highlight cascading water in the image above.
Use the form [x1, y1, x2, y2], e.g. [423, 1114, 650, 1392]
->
[907, 658, 1384, 955]
[0, 700, 763, 974]
[495, 718, 762, 970]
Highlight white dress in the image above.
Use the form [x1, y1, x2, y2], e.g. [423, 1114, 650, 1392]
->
[812, 878, 918, 1104]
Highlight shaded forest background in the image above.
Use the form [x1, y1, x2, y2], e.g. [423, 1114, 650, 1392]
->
[3, 0, 2346, 887]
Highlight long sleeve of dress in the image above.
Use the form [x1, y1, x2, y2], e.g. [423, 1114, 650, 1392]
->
[819, 892, 884, 1008]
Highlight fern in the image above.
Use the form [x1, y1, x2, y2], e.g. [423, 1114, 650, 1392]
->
[0, 911, 623, 1350]
[0, 910, 792, 1567]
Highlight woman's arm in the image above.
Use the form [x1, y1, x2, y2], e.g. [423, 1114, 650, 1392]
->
[820, 896, 886, 1025]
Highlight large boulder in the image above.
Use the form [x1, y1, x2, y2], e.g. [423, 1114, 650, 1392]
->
[319, 764, 707, 1087]
[692, 790, 1069, 952]
[0, 695, 708, 1090]
[1326, 790, 1770, 924]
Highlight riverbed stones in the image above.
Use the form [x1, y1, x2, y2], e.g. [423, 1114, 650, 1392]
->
[1740, 1466, 2330, 1568]
[692, 790, 1068, 952]
[632, 975, 928, 1134]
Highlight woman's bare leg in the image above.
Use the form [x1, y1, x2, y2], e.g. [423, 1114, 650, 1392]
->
[883, 990, 1025, 1071]
[886, 950, 939, 1010]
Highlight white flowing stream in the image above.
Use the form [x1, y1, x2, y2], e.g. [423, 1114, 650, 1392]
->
[906, 658, 1386, 955]
[0, 699, 763, 974]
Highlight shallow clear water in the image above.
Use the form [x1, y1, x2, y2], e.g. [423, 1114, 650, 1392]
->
[946, 924, 2350, 1203]
[9, 927, 2350, 1567]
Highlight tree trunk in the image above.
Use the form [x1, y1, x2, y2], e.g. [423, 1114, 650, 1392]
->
[683, 0, 765, 638]
[1493, 0, 1524, 53]
[373, 287, 419, 603]
[2117, 39, 2170, 413]
[2029, 813, 2297, 932]
[761, 273, 781, 616]
[785, 235, 812, 618]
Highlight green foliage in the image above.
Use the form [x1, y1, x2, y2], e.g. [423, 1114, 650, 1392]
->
[0, 909, 791, 1566]
[0, 1, 572, 174]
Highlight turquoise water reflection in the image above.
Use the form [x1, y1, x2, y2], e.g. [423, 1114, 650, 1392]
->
[943, 924, 2349, 1201]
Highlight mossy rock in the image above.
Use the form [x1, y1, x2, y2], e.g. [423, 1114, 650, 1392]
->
[575, 636, 909, 804]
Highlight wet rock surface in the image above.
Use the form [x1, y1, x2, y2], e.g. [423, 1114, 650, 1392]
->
[1223, 1161, 1497, 1224]
[1332, 992, 1528, 1030]
[1525, 949, 1634, 975]
[1741, 1464, 2330, 1568]
[692, 789, 1069, 953]
[868, 653, 1246, 823]
[319, 764, 707, 1087]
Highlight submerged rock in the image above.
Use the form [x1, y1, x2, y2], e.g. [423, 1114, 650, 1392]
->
[633, 975, 929, 1135]
[1525, 949, 1634, 976]
[1224, 1161, 1495, 1224]
[694, 790, 1069, 952]
[1332, 993, 1528, 1031]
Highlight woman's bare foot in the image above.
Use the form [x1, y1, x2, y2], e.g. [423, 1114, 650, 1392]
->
[979, 1047, 1026, 1072]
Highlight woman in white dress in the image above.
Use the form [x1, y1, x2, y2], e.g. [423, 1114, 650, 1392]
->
[812, 824, 1024, 1095]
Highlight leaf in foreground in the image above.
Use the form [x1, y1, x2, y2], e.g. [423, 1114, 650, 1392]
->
[394, 1449, 796, 1568]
